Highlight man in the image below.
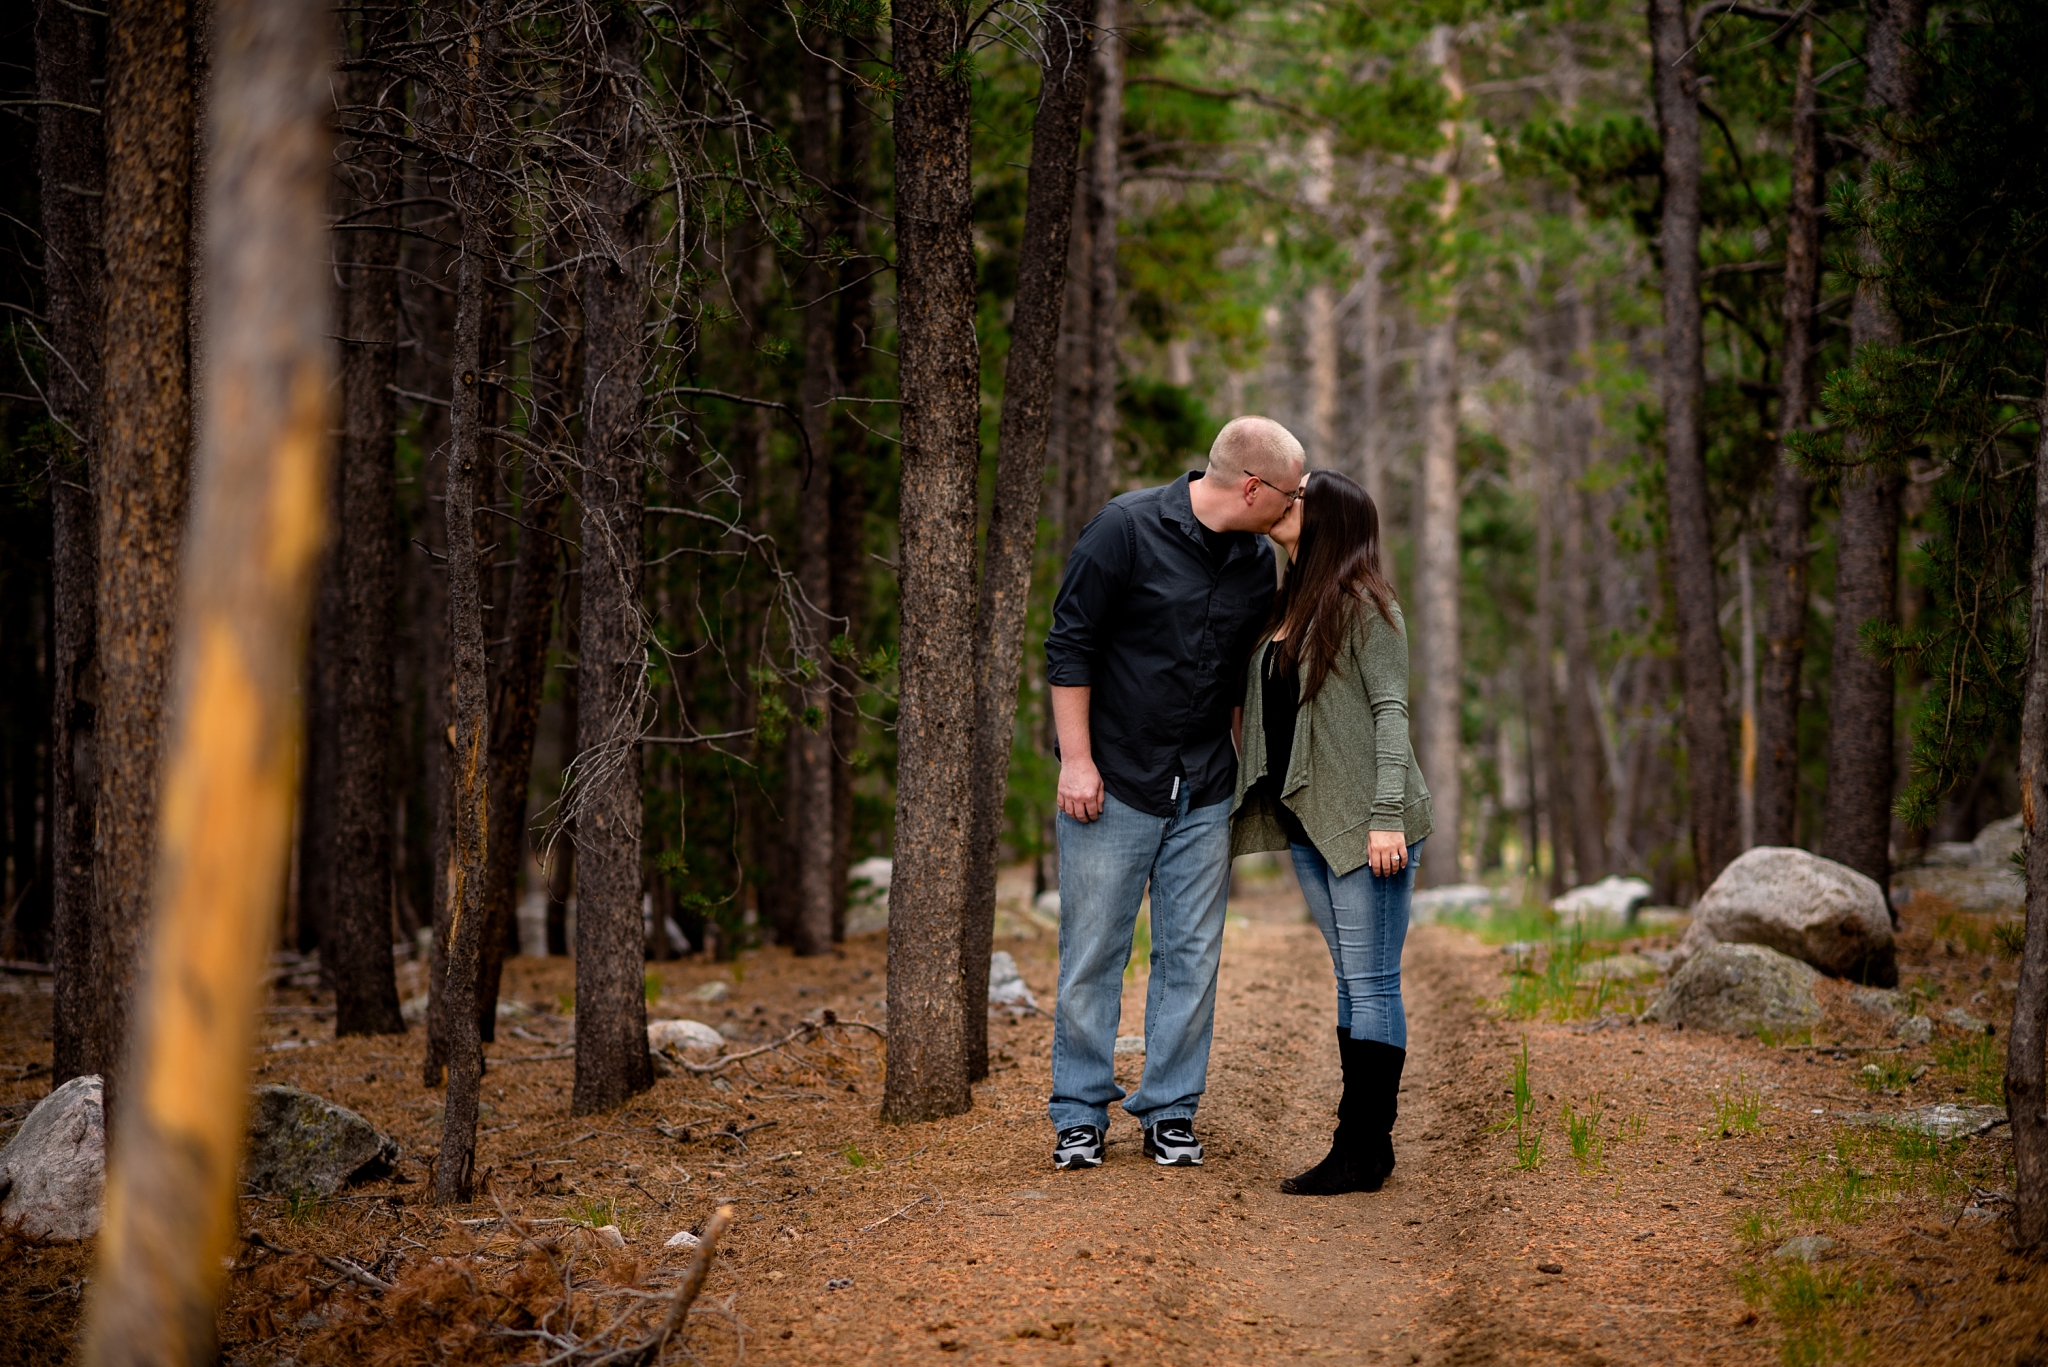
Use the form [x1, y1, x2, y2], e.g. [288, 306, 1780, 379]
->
[1044, 415, 1305, 1169]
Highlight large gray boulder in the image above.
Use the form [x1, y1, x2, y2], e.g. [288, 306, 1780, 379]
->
[1892, 814, 2025, 913]
[1676, 846, 1897, 985]
[0, 1075, 105, 1242]
[243, 1086, 398, 1197]
[1644, 942, 1823, 1036]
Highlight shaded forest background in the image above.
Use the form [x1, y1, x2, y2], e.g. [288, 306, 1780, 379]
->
[0, 0, 2042, 1126]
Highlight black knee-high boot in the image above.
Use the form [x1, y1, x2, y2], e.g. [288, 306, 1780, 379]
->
[1350, 1037, 1406, 1192]
[1281, 1030, 1367, 1195]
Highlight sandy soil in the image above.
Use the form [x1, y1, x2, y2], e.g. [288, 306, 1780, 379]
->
[1, 867, 2042, 1366]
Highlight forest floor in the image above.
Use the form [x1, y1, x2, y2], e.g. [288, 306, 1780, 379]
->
[1, 863, 2044, 1367]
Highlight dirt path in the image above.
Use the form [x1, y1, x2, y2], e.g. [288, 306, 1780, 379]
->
[2, 870, 2041, 1366]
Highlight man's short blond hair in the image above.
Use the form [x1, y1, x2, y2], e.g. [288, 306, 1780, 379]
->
[1207, 415, 1305, 483]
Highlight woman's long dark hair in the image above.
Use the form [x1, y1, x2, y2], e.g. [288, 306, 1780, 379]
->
[1267, 469, 1398, 702]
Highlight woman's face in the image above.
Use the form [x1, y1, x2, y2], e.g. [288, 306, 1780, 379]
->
[1269, 486, 1304, 552]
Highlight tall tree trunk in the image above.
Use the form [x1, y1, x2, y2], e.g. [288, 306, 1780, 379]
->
[886, 0, 980, 1123]
[1530, 425, 1570, 894]
[434, 0, 504, 1205]
[328, 45, 406, 1036]
[1416, 312, 1461, 885]
[93, 0, 196, 1106]
[828, 44, 875, 943]
[963, 0, 1093, 1083]
[1756, 16, 1822, 851]
[1821, 0, 1926, 890]
[37, 0, 105, 1086]
[572, 8, 654, 1115]
[79, 0, 334, 1352]
[787, 25, 837, 958]
[1084, 0, 1121, 517]
[1306, 285, 1338, 467]
[1649, 0, 1737, 886]
[297, 582, 338, 958]
[1054, 151, 1093, 565]
[2010, 341, 2048, 1253]
[1560, 373, 1607, 883]
[476, 265, 575, 1035]
[1354, 227, 1383, 498]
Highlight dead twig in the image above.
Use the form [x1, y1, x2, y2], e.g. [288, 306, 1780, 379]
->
[856, 1187, 940, 1237]
[242, 1230, 396, 1294]
[508, 1129, 599, 1162]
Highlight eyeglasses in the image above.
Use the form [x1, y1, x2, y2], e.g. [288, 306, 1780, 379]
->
[1252, 474, 1305, 506]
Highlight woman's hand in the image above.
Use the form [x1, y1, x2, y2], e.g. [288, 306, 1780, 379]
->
[1367, 830, 1408, 878]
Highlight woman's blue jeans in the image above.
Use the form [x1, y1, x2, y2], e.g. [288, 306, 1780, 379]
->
[1289, 838, 1423, 1048]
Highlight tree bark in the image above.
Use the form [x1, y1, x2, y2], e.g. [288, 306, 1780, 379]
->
[78, 0, 334, 1353]
[476, 264, 575, 1036]
[37, 0, 105, 1086]
[1306, 284, 1338, 467]
[92, 0, 196, 1107]
[1083, 0, 1122, 518]
[886, 0, 980, 1123]
[1756, 15, 1822, 851]
[1821, 0, 1926, 890]
[787, 24, 837, 958]
[2010, 341, 2048, 1253]
[1054, 145, 1093, 565]
[434, 0, 504, 1205]
[1530, 423, 1570, 893]
[1415, 312, 1461, 885]
[571, 6, 654, 1115]
[1355, 227, 1383, 498]
[326, 43, 406, 1036]
[1560, 332, 1607, 883]
[1649, 0, 1737, 886]
[963, 0, 1093, 1083]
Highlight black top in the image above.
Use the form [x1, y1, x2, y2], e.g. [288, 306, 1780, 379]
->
[1251, 643, 1314, 849]
[1045, 473, 1278, 817]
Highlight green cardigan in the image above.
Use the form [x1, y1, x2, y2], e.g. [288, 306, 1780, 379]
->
[1229, 600, 1433, 875]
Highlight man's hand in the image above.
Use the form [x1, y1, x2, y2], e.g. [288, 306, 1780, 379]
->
[1058, 756, 1106, 823]
[1367, 829, 1408, 878]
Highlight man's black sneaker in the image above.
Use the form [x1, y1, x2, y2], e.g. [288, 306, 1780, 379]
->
[1144, 1119, 1203, 1167]
[1053, 1125, 1104, 1169]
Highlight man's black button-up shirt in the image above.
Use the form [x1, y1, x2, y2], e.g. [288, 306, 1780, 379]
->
[1045, 472, 1277, 817]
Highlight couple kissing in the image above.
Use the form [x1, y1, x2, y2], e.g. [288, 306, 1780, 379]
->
[1042, 415, 1433, 1196]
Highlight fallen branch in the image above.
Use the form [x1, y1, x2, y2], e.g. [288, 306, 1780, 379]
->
[242, 1230, 395, 1294]
[507, 1129, 599, 1162]
[659, 1014, 886, 1076]
[857, 1188, 939, 1237]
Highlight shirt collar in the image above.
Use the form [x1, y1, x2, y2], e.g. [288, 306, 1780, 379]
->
[1166, 471, 1255, 562]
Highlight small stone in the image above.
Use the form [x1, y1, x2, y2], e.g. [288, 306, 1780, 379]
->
[1849, 987, 1905, 1020]
[1893, 1014, 1934, 1046]
[988, 951, 1038, 1009]
[826, 1277, 854, 1291]
[648, 1019, 725, 1054]
[664, 1229, 702, 1250]
[244, 1086, 398, 1197]
[1034, 890, 1062, 919]
[0, 1075, 105, 1242]
[687, 981, 730, 1005]
[1942, 1007, 1989, 1034]
[592, 1224, 626, 1248]
[1644, 943, 1823, 1035]
[1773, 1235, 1836, 1263]
[1113, 1036, 1146, 1056]
[1536, 1262, 1564, 1275]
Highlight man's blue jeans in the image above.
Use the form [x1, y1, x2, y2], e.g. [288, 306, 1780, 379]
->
[1049, 789, 1231, 1133]
[1289, 838, 1424, 1048]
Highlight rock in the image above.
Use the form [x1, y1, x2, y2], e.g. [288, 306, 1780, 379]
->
[665, 1228, 701, 1250]
[1942, 1007, 1989, 1034]
[1841, 1103, 2006, 1140]
[1409, 884, 1495, 923]
[1774, 1235, 1836, 1263]
[1849, 987, 1905, 1019]
[1536, 1262, 1564, 1275]
[1893, 1014, 1934, 1045]
[688, 980, 730, 1005]
[1675, 846, 1897, 985]
[243, 1086, 399, 1197]
[1552, 876, 1653, 925]
[1892, 814, 2025, 912]
[648, 1019, 725, 1054]
[1034, 890, 1062, 919]
[988, 951, 1038, 1009]
[0, 1075, 104, 1242]
[716, 1021, 745, 1041]
[1643, 943, 1823, 1036]
[592, 1224, 626, 1248]
[1113, 1036, 1145, 1055]
[1575, 953, 1661, 984]
[401, 993, 429, 1023]
[846, 857, 892, 936]
[1638, 947, 1680, 973]
[1634, 906, 1690, 929]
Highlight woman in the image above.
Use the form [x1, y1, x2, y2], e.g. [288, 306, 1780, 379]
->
[1230, 469, 1432, 1196]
